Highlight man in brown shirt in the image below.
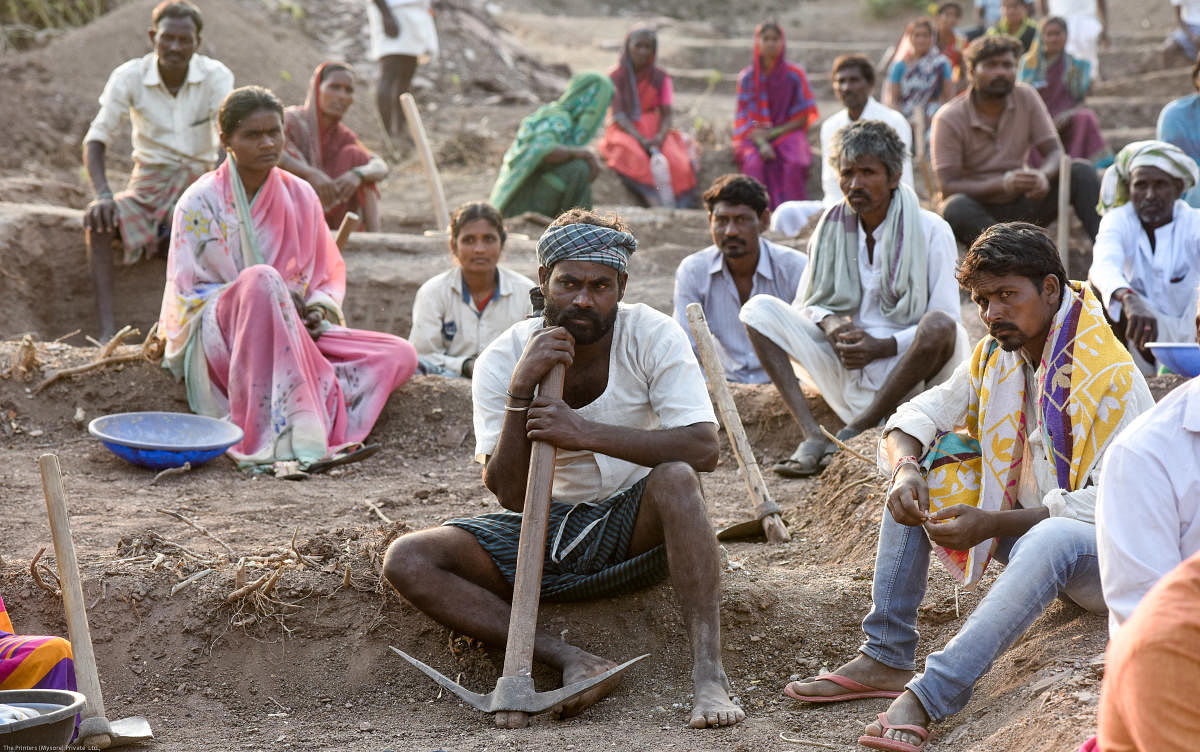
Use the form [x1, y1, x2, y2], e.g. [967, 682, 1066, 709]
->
[931, 34, 1101, 247]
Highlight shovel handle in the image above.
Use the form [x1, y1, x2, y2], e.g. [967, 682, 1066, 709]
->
[334, 212, 359, 251]
[39, 454, 111, 744]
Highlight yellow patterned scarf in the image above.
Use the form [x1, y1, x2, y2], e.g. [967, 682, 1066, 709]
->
[925, 283, 1136, 587]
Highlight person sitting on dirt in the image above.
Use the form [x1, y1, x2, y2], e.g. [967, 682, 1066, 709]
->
[279, 62, 388, 233]
[785, 222, 1153, 752]
[818, 54, 914, 208]
[1018, 16, 1111, 168]
[409, 201, 535, 378]
[672, 174, 807, 384]
[158, 85, 418, 477]
[383, 209, 746, 730]
[82, 0, 233, 340]
[933, 34, 1101, 247]
[740, 120, 966, 478]
[597, 27, 698, 208]
[1162, 0, 1200, 68]
[489, 73, 613, 221]
[1156, 54, 1200, 208]
[1089, 140, 1200, 374]
[884, 18, 956, 134]
[368, 0, 437, 143]
[1038, 0, 1108, 75]
[0, 592, 76, 693]
[987, 0, 1038, 52]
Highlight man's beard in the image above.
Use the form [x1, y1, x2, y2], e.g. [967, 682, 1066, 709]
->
[990, 325, 1026, 352]
[544, 298, 618, 345]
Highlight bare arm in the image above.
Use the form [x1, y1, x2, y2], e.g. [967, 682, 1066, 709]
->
[884, 80, 901, 109]
[85, 140, 111, 198]
[357, 155, 389, 183]
[613, 112, 649, 150]
[83, 140, 118, 233]
[936, 165, 1012, 202]
[766, 114, 810, 141]
[654, 104, 673, 145]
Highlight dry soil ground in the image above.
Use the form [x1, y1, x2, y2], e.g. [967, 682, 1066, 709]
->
[0, 0, 1192, 750]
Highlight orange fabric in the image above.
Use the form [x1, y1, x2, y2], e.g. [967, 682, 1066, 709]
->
[1098, 550, 1200, 751]
[599, 109, 695, 191]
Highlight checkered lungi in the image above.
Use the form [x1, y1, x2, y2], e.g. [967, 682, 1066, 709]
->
[114, 162, 202, 264]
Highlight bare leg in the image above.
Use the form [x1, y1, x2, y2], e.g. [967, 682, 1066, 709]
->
[86, 228, 117, 340]
[746, 325, 823, 440]
[628, 462, 745, 728]
[376, 54, 419, 141]
[360, 187, 381, 232]
[843, 311, 958, 433]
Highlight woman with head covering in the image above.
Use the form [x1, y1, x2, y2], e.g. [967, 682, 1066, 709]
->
[159, 86, 418, 476]
[279, 62, 388, 232]
[489, 73, 614, 219]
[597, 27, 698, 208]
[1019, 17, 1110, 167]
[409, 201, 535, 378]
[733, 22, 819, 209]
[885, 17, 956, 128]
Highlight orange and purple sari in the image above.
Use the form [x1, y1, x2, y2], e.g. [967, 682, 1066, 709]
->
[0, 594, 76, 692]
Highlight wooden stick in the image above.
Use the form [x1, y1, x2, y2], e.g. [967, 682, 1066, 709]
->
[912, 108, 937, 201]
[818, 425, 876, 468]
[399, 92, 450, 232]
[34, 350, 147, 394]
[685, 304, 789, 543]
[499, 363, 566, 728]
[155, 508, 235, 557]
[334, 211, 360, 251]
[1056, 154, 1072, 272]
[38, 454, 111, 747]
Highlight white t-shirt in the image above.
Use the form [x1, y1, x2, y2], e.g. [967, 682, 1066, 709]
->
[472, 303, 717, 504]
[1174, 0, 1200, 26]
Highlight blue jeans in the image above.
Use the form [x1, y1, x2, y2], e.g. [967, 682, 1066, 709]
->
[859, 510, 1104, 720]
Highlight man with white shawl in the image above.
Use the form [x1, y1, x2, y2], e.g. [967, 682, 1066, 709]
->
[740, 119, 967, 477]
[786, 222, 1152, 752]
[1089, 139, 1200, 374]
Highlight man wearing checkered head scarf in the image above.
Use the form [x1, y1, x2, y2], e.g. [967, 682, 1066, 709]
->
[383, 209, 747, 730]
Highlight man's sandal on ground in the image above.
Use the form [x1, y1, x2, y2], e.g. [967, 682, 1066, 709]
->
[782, 674, 903, 703]
[857, 712, 929, 751]
[772, 438, 835, 477]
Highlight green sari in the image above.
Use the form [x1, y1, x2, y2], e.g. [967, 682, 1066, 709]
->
[489, 73, 614, 217]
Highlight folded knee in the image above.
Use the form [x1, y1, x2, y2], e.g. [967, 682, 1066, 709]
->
[914, 311, 958, 351]
[644, 462, 705, 510]
[382, 533, 435, 594]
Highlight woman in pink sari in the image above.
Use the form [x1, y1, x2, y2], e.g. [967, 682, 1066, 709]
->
[279, 62, 388, 232]
[597, 27, 697, 207]
[159, 86, 417, 474]
[733, 22, 819, 208]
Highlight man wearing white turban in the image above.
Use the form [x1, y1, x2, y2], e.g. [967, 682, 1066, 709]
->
[1089, 139, 1200, 373]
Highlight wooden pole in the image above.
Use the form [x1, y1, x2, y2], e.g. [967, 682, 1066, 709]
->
[685, 303, 790, 543]
[1056, 154, 1072, 273]
[399, 92, 451, 233]
[39, 453, 112, 749]
[334, 212, 360, 251]
[499, 364, 566, 727]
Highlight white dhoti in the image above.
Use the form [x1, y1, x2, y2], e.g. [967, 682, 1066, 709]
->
[367, 0, 438, 62]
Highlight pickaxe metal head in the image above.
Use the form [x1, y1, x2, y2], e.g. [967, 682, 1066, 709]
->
[390, 646, 648, 715]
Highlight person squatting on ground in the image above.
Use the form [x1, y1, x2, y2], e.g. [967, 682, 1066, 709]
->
[82, 0, 233, 340]
[383, 210, 745, 730]
[158, 86, 417, 475]
[1088, 139, 1200, 374]
[740, 120, 967, 479]
[597, 27, 698, 208]
[673, 174, 808, 384]
[784, 222, 1152, 752]
[884, 17, 956, 132]
[280, 62, 389, 232]
[0, 592, 75, 694]
[409, 201, 535, 378]
[367, 0, 437, 142]
[932, 34, 1101, 247]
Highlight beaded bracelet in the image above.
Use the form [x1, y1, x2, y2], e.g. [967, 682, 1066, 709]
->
[890, 456, 924, 485]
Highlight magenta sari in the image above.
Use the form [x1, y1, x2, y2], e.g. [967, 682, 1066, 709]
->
[159, 160, 416, 469]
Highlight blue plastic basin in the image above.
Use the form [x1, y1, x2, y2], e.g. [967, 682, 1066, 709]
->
[1147, 342, 1200, 378]
[88, 411, 244, 470]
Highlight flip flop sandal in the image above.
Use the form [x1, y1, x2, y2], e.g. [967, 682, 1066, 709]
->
[304, 443, 381, 475]
[783, 673, 903, 703]
[857, 711, 930, 751]
[772, 438, 835, 478]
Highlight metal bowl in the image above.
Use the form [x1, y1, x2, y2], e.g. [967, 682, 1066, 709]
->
[0, 689, 86, 750]
[88, 411, 244, 470]
[1147, 342, 1200, 378]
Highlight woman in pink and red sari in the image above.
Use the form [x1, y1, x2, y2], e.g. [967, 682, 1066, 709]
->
[733, 22, 819, 208]
[597, 27, 697, 207]
[159, 86, 417, 475]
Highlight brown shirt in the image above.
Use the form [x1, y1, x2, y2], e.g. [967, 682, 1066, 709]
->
[930, 82, 1060, 186]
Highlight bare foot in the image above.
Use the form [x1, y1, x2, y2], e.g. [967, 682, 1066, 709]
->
[550, 651, 620, 720]
[689, 667, 745, 728]
[494, 710, 530, 729]
[862, 690, 930, 747]
[788, 654, 912, 699]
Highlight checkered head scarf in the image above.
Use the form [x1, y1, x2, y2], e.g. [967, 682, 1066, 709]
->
[536, 222, 638, 273]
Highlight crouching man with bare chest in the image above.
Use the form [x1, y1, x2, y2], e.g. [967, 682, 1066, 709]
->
[383, 209, 745, 729]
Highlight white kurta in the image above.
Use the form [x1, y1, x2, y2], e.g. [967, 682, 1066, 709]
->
[1088, 200, 1200, 370]
[1097, 376, 1200, 635]
[819, 97, 915, 207]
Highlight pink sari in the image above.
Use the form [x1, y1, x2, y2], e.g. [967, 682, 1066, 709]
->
[159, 160, 416, 469]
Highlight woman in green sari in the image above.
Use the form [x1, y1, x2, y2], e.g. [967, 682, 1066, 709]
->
[489, 73, 614, 218]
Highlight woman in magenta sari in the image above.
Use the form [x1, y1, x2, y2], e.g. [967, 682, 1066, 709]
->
[733, 22, 818, 208]
[1018, 16, 1111, 166]
[159, 86, 417, 475]
[597, 27, 697, 207]
[279, 62, 388, 232]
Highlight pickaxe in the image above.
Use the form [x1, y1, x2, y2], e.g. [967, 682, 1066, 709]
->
[393, 364, 648, 726]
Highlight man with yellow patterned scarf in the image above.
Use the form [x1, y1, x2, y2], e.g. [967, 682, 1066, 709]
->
[785, 222, 1153, 752]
